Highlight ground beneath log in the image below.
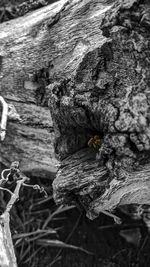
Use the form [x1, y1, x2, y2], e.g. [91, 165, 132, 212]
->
[7, 178, 150, 267]
[38, 209, 150, 267]
[1, 172, 150, 267]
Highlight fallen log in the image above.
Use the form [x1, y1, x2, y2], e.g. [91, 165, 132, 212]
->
[0, 0, 150, 221]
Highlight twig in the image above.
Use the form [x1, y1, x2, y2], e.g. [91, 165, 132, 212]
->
[1, 168, 10, 179]
[22, 183, 48, 198]
[0, 186, 14, 196]
[5, 177, 27, 214]
[101, 210, 122, 224]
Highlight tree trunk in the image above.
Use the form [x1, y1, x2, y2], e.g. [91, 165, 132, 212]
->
[0, 0, 150, 219]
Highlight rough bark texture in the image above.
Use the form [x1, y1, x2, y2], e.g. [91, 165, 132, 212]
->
[0, 0, 150, 219]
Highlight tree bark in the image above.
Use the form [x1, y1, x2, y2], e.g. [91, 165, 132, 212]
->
[0, 0, 150, 219]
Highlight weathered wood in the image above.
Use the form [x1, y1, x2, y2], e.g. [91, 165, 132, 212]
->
[53, 148, 150, 219]
[0, 0, 48, 23]
[0, 214, 17, 267]
[0, 0, 150, 219]
[51, 0, 150, 218]
[0, 0, 70, 177]
[0, 0, 111, 176]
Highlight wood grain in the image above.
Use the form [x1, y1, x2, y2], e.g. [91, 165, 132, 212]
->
[0, 0, 150, 219]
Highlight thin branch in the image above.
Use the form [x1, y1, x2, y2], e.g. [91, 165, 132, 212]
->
[23, 183, 48, 198]
[101, 210, 122, 224]
[0, 186, 14, 196]
[0, 169, 11, 186]
[5, 178, 27, 214]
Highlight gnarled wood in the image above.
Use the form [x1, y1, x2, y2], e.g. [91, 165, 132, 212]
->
[0, 0, 150, 220]
[51, 0, 150, 219]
